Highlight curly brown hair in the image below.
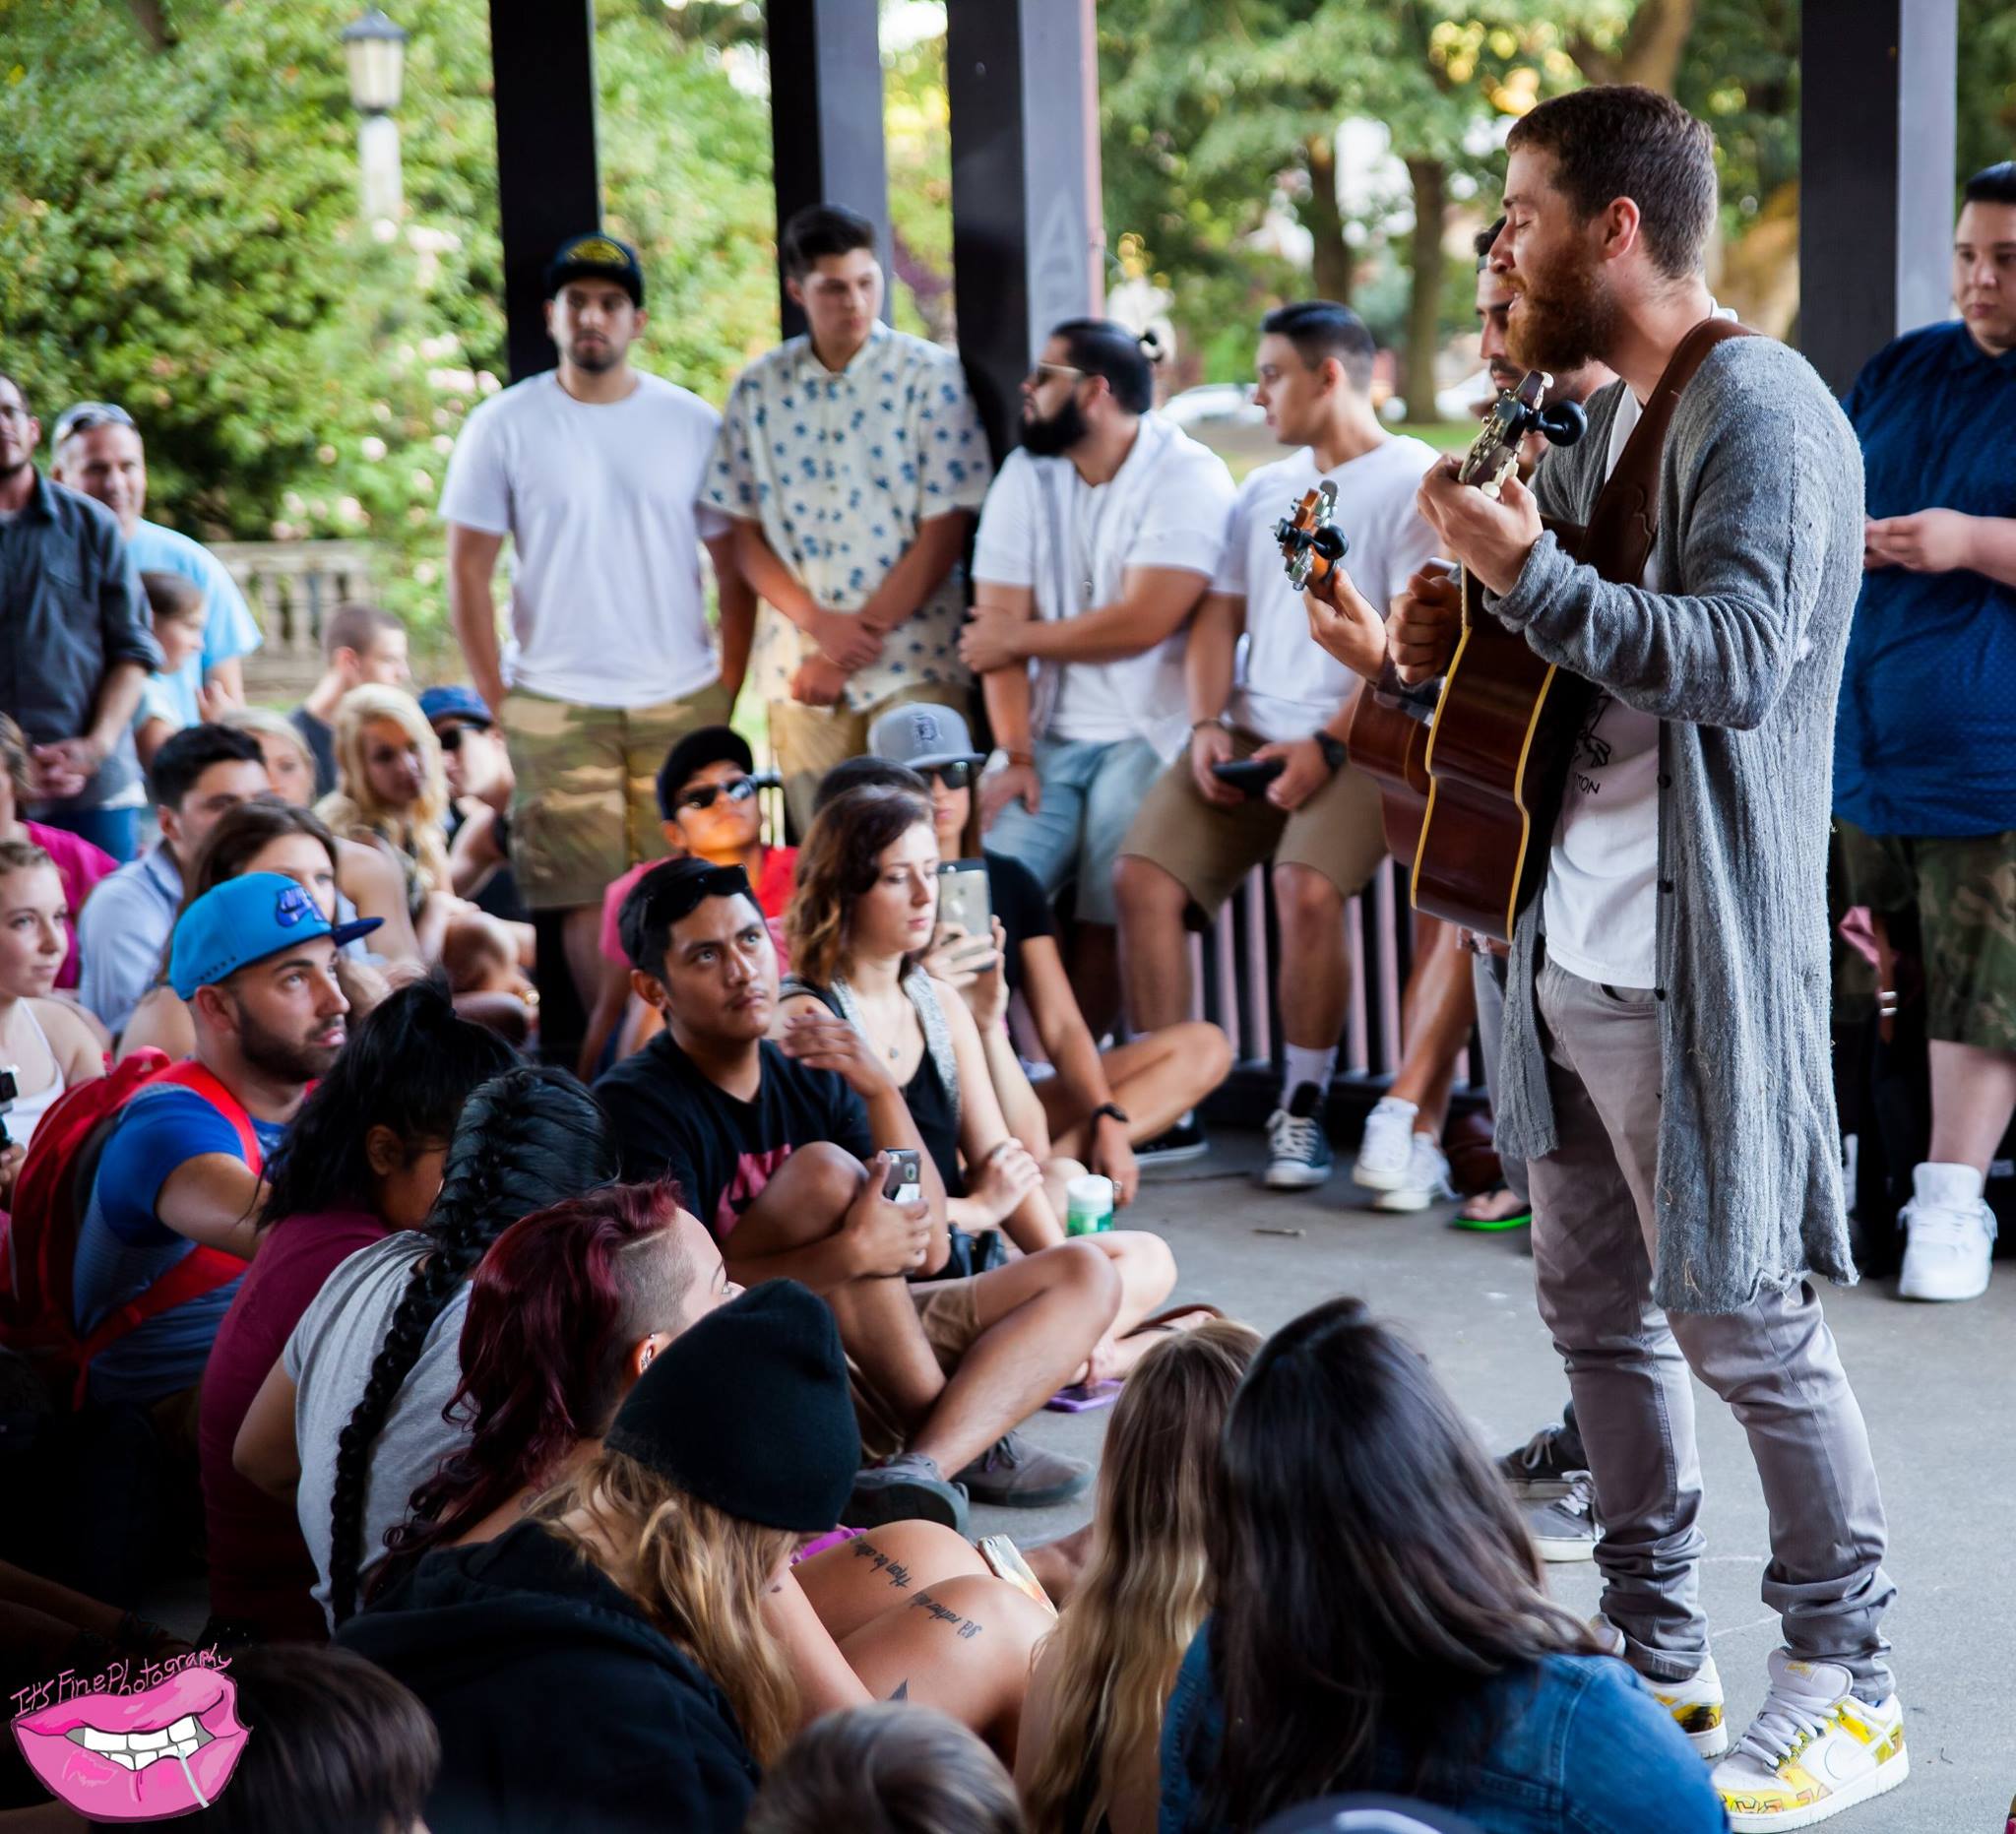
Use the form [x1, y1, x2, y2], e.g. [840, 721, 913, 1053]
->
[784, 785, 934, 989]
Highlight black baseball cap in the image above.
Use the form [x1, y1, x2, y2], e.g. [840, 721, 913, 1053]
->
[655, 726, 754, 820]
[545, 232, 645, 308]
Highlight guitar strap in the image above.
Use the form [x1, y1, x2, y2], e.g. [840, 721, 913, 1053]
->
[1566, 316, 1757, 585]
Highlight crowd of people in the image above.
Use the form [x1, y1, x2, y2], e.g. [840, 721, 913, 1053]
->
[0, 76, 2009, 1834]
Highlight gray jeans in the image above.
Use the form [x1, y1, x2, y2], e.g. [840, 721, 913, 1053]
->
[1526, 957, 1895, 1697]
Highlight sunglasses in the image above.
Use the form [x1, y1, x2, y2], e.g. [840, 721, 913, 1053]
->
[434, 723, 491, 752]
[677, 774, 763, 813]
[916, 761, 974, 791]
[52, 401, 136, 446]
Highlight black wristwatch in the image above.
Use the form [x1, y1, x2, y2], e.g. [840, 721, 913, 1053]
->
[1092, 1102, 1130, 1129]
[1314, 731, 1348, 773]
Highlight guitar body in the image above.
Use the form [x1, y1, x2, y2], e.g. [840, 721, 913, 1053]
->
[1413, 544, 1590, 940]
[1345, 680, 1432, 864]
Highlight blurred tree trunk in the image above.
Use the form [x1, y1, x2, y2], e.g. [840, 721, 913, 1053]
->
[1303, 133, 1358, 304]
[1401, 155, 1447, 421]
[1571, 0, 1697, 93]
[124, 0, 169, 50]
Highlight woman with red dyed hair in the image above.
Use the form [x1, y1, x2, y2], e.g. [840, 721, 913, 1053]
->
[378, 1182, 1053, 1762]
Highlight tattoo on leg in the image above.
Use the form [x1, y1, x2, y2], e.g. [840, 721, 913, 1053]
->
[908, 1588, 984, 1640]
[850, 1537, 914, 1590]
[889, 1680, 910, 1701]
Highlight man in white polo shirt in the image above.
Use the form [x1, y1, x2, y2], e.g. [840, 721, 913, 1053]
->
[959, 318, 1234, 1031]
[441, 233, 757, 1041]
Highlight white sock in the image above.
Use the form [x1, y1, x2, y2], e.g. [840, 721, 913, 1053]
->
[1282, 1045, 1338, 1107]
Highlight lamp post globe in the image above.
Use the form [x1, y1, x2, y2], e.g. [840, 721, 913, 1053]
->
[342, 8, 408, 115]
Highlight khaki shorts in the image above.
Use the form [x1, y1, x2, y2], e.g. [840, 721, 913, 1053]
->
[501, 680, 733, 911]
[1835, 819, 2016, 1054]
[769, 680, 973, 837]
[1118, 727, 1389, 922]
[849, 1277, 985, 1462]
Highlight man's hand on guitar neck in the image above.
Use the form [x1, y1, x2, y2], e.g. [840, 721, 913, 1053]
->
[1416, 455, 1544, 598]
[1389, 565, 1464, 687]
[1301, 565, 1388, 682]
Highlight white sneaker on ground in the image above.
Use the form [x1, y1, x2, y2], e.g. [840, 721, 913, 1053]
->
[1712, 1650, 1907, 1829]
[1591, 1614, 1728, 1758]
[1351, 1096, 1418, 1192]
[1896, 1161, 1995, 1300]
[1371, 1130, 1455, 1213]
[1526, 1471, 1598, 1562]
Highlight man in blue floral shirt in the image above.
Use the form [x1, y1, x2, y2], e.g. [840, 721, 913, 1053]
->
[709, 205, 992, 829]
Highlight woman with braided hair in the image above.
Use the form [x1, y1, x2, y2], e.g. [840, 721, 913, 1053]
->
[232, 1063, 618, 1627]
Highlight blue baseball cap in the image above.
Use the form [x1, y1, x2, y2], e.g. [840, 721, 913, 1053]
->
[169, 873, 382, 1000]
[418, 684, 493, 729]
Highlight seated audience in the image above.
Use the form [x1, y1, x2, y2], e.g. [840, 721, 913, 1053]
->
[48, 397, 263, 715]
[289, 601, 410, 799]
[64, 873, 365, 1601]
[420, 684, 528, 921]
[1158, 1296, 1727, 1834]
[197, 980, 515, 1643]
[581, 724, 795, 1078]
[784, 787, 1196, 1375]
[116, 800, 393, 1066]
[593, 856, 1121, 1527]
[76, 724, 268, 1036]
[0, 714, 117, 995]
[862, 709, 1233, 1186]
[0, 842, 105, 1199]
[1018, 1320, 1259, 1834]
[383, 1184, 1048, 1758]
[218, 704, 424, 965]
[338, 1281, 866, 1834]
[747, 1704, 1027, 1834]
[132, 571, 213, 768]
[183, 1642, 440, 1834]
[233, 1065, 618, 1626]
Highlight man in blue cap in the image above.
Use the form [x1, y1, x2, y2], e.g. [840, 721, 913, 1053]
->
[71, 873, 377, 1419]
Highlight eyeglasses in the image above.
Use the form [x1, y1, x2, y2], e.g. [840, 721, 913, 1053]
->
[1024, 361, 1086, 389]
[52, 402, 136, 447]
[916, 761, 974, 791]
[677, 775, 762, 814]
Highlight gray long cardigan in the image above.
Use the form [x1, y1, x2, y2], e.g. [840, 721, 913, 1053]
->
[1485, 335, 1864, 1313]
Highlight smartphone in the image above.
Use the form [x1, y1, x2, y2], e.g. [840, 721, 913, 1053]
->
[1210, 757, 1287, 797]
[881, 1148, 922, 1206]
[935, 859, 991, 940]
[1045, 1378, 1124, 1414]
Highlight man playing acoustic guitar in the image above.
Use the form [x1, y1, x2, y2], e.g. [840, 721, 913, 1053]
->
[1306, 87, 1903, 1833]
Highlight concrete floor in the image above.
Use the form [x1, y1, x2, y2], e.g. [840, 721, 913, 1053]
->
[976, 1131, 2016, 1834]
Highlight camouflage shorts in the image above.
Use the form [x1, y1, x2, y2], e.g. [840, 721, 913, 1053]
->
[500, 680, 732, 911]
[1834, 819, 2016, 1053]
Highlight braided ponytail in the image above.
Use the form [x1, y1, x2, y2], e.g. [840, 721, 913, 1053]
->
[327, 1065, 617, 1624]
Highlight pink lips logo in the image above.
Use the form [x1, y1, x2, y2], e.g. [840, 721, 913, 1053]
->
[11, 1662, 250, 1821]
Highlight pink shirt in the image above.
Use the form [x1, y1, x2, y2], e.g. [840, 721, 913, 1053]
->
[24, 819, 117, 990]
[598, 847, 796, 970]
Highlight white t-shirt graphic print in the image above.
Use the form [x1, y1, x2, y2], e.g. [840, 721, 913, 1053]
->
[1541, 386, 1662, 988]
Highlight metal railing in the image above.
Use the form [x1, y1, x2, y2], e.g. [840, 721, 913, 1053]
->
[209, 539, 378, 703]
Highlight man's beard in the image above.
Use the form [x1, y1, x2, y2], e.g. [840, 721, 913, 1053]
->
[234, 997, 343, 1084]
[565, 338, 619, 373]
[1505, 248, 1621, 377]
[1020, 395, 1089, 459]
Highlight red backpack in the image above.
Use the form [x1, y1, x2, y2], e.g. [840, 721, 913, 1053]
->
[0, 1051, 260, 1409]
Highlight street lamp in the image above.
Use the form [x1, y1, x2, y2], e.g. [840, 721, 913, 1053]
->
[342, 9, 408, 224]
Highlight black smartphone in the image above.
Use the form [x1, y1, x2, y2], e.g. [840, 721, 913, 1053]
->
[881, 1148, 922, 1204]
[1210, 757, 1287, 797]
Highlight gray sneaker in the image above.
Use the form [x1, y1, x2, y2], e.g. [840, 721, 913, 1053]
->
[1527, 1471, 1599, 1562]
[843, 1452, 970, 1534]
[954, 1431, 1094, 1508]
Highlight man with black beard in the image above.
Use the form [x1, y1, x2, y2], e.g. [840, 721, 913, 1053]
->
[441, 234, 757, 1057]
[959, 319, 1234, 1034]
[1324, 90, 1902, 1831]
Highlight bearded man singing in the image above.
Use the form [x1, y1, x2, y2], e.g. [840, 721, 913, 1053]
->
[1332, 87, 1903, 1832]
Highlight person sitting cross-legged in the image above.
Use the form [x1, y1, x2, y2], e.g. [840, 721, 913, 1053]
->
[593, 854, 1124, 1530]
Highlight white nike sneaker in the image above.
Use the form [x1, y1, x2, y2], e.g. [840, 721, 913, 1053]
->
[1712, 1650, 1908, 1830]
[1351, 1096, 1418, 1192]
[1371, 1131, 1455, 1213]
[1896, 1161, 1996, 1301]
[1591, 1614, 1728, 1758]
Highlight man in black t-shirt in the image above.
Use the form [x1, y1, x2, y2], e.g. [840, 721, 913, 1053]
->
[596, 857, 1119, 1528]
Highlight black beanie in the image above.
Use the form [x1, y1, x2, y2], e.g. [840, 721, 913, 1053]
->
[603, 1280, 858, 1532]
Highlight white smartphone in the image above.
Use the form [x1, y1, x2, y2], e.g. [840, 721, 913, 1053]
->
[935, 859, 991, 941]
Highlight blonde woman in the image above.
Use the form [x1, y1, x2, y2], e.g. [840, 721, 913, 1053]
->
[220, 705, 422, 966]
[1018, 1321, 1261, 1834]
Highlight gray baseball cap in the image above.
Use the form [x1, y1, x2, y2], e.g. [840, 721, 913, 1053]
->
[866, 703, 987, 773]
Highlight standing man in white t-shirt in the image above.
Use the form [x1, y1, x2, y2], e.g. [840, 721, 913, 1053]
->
[441, 234, 757, 1040]
[959, 319, 1234, 1032]
[1114, 303, 1438, 1182]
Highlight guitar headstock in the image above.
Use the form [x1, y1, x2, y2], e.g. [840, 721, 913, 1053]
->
[1458, 370, 1587, 501]
[1274, 480, 1350, 590]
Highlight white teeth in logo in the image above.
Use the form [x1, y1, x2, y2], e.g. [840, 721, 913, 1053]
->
[68, 1715, 209, 1771]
